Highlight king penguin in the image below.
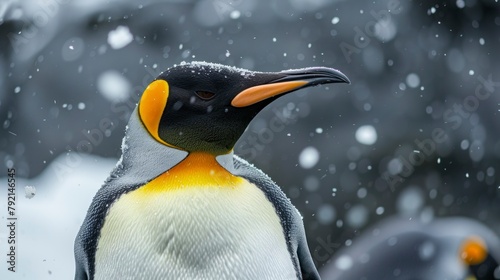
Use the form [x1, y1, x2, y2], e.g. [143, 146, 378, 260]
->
[320, 216, 500, 280]
[74, 61, 350, 280]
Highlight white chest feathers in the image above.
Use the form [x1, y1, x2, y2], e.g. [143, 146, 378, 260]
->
[94, 180, 297, 280]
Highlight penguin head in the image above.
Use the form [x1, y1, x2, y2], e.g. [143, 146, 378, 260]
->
[459, 236, 500, 279]
[138, 61, 349, 155]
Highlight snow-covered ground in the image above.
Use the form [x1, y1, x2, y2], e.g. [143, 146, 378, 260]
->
[0, 153, 116, 280]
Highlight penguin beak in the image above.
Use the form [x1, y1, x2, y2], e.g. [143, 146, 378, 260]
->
[231, 67, 350, 108]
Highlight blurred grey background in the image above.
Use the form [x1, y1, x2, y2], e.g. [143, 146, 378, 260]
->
[1, 0, 500, 277]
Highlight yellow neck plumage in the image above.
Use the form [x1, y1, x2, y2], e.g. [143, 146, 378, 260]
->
[135, 153, 244, 194]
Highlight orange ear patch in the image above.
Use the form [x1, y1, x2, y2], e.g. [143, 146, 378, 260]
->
[138, 80, 171, 146]
[459, 236, 488, 265]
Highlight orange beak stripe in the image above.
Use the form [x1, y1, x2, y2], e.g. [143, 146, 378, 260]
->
[231, 81, 308, 108]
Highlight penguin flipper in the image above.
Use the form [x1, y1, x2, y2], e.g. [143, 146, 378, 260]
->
[74, 260, 88, 280]
[297, 235, 321, 280]
[233, 155, 320, 280]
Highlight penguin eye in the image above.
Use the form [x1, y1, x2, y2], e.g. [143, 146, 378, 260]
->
[195, 91, 216, 100]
